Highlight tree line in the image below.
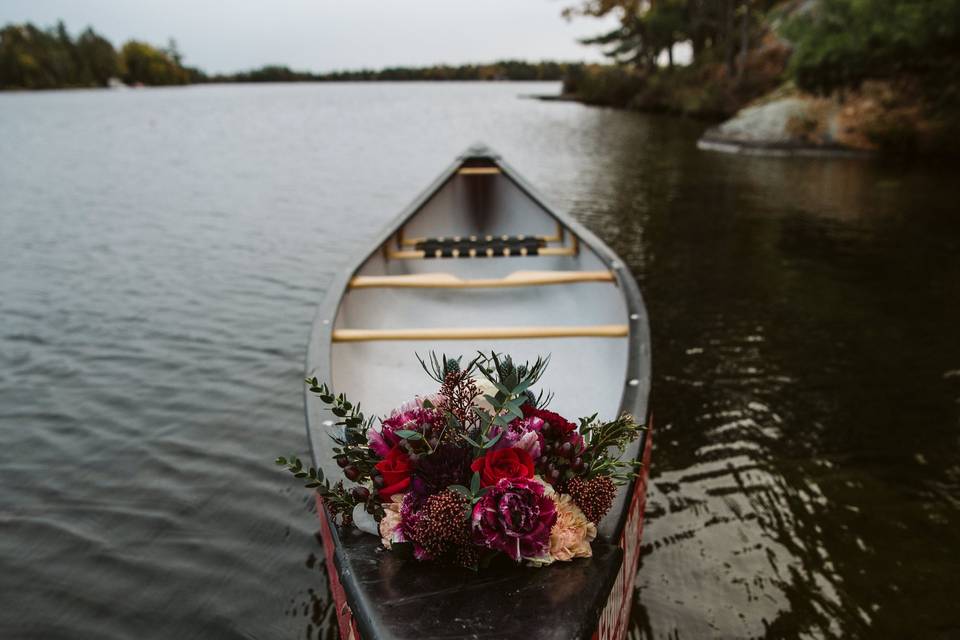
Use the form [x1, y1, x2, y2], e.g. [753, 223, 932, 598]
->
[0, 21, 575, 90]
[564, 0, 960, 95]
[0, 22, 202, 89]
[211, 60, 573, 83]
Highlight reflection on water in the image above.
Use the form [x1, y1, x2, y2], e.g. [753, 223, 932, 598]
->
[565, 114, 960, 639]
[1, 84, 958, 639]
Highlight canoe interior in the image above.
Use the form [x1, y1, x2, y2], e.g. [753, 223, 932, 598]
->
[304, 146, 652, 640]
[330, 161, 631, 422]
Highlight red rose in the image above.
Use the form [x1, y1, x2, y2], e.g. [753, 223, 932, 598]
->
[471, 448, 535, 487]
[374, 445, 413, 499]
[522, 405, 577, 435]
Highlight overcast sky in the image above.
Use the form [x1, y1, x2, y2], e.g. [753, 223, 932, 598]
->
[0, 1, 620, 74]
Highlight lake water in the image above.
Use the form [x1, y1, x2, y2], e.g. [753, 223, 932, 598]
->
[1, 82, 958, 640]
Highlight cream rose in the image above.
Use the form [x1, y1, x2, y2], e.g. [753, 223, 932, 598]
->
[473, 376, 499, 413]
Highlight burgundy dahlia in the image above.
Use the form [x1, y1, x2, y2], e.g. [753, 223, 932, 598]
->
[522, 405, 577, 436]
[369, 398, 445, 458]
[471, 477, 557, 563]
[411, 443, 472, 496]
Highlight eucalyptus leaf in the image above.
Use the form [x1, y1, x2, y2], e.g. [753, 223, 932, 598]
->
[444, 411, 462, 430]
[504, 400, 525, 420]
[491, 381, 510, 396]
[448, 484, 472, 498]
[513, 378, 534, 395]
[481, 432, 503, 449]
[470, 471, 481, 495]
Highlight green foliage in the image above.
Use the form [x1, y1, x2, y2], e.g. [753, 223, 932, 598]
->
[76, 28, 124, 85]
[210, 60, 576, 84]
[573, 0, 777, 70]
[306, 379, 377, 476]
[0, 22, 84, 89]
[0, 20, 578, 90]
[0, 21, 201, 90]
[274, 455, 358, 520]
[448, 472, 491, 508]
[120, 40, 191, 86]
[562, 64, 646, 107]
[416, 351, 473, 384]
[578, 414, 646, 483]
[784, 0, 960, 94]
[473, 352, 549, 430]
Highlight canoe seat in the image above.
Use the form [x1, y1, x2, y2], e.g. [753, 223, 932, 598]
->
[331, 324, 628, 342]
[414, 235, 545, 258]
[349, 270, 615, 289]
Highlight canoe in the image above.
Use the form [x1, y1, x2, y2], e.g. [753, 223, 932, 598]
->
[305, 144, 652, 640]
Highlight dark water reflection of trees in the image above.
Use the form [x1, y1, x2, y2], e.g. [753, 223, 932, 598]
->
[568, 113, 960, 639]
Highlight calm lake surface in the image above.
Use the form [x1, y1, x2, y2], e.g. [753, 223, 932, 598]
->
[1, 82, 958, 639]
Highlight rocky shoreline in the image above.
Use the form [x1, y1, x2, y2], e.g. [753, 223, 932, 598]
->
[697, 78, 956, 158]
[696, 94, 876, 157]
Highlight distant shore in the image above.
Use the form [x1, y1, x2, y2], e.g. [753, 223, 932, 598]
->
[0, 23, 578, 91]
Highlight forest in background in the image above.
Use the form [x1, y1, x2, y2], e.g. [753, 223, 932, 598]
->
[563, 0, 960, 110]
[562, 0, 960, 153]
[0, 21, 573, 90]
[3, 4, 958, 154]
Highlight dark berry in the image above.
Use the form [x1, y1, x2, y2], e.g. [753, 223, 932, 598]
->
[335, 456, 349, 468]
[351, 486, 370, 501]
[344, 466, 361, 481]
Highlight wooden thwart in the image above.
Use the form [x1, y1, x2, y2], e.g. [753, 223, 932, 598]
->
[457, 167, 500, 175]
[349, 270, 615, 290]
[331, 324, 629, 342]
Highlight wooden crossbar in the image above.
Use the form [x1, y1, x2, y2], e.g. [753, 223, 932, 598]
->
[349, 270, 615, 289]
[331, 324, 628, 342]
[457, 167, 500, 175]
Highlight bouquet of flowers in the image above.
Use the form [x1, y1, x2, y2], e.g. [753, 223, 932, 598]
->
[278, 352, 644, 569]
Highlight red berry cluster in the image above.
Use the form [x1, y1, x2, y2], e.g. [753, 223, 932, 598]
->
[409, 490, 471, 558]
[567, 476, 617, 524]
[536, 419, 586, 488]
